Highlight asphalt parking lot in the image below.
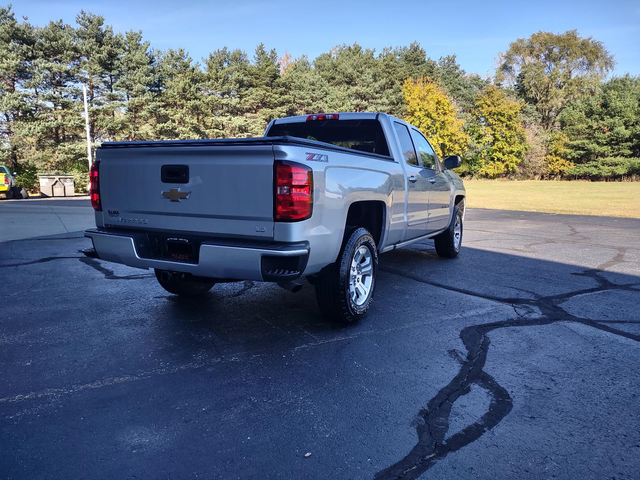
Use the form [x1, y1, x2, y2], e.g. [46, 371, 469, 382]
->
[1, 198, 639, 479]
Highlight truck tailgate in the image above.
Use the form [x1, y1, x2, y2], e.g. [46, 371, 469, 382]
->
[97, 143, 275, 239]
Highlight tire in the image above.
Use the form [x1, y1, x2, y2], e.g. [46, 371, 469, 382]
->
[315, 227, 378, 323]
[5, 188, 13, 199]
[154, 269, 215, 298]
[434, 205, 463, 258]
[14, 186, 29, 199]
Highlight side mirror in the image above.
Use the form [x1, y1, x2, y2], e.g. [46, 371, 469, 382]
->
[443, 155, 461, 169]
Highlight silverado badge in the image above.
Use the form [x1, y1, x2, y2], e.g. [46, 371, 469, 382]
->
[161, 188, 191, 202]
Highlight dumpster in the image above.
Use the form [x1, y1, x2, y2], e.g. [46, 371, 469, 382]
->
[39, 175, 75, 197]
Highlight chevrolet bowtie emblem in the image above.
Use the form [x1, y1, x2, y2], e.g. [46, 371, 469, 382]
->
[161, 188, 191, 202]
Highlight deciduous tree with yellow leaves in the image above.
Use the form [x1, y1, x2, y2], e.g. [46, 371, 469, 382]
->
[402, 77, 469, 159]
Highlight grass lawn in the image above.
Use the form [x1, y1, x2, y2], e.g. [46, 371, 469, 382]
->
[464, 180, 640, 218]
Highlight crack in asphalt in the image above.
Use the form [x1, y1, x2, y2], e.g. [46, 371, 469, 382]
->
[79, 257, 153, 280]
[47, 205, 70, 233]
[520, 224, 590, 251]
[468, 228, 640, 252]
[597, 248, 627, 271]
[0, 256, 80, 268]
[0, 256, 153, 283]
[375, 265, 640, 480]
[2, 234, 83, 244]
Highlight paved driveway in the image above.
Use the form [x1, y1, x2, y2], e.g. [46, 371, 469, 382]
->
[1, 202, 639, 479]
[0, 196, 94, 242]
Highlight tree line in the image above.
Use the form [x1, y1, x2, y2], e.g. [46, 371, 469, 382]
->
[1, 5, 638, 191]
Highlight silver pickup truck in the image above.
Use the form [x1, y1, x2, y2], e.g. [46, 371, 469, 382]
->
[85, 113, 466, 322]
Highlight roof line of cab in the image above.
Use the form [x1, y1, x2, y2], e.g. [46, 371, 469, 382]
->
[271, 112, 400, 124]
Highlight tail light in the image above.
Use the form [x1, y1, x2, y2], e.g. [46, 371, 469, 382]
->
[306, 113, 339, 121]
[3, 176, 8, 186]
[275, 161, 313, 221]
[90, 161, 102, 211]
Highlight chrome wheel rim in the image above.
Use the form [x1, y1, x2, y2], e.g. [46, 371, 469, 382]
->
[453, 215, 462, 251]
[349, 245, 374, 306]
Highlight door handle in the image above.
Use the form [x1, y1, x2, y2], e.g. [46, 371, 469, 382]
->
[428, 177, 436, 184]
[408, 175, 417, 183]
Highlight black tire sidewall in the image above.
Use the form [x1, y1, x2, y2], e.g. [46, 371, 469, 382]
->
[434, 204, 463, 258]
[452, 207, 463, 254]
[338, 228, 378, 318]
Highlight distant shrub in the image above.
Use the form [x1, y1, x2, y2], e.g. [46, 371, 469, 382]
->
[15, 164, 39, 191]
[566, 157, 640, 181]
[71, 170, 90, 194]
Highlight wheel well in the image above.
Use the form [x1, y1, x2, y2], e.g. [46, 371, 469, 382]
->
[346, 201, 385, 248]
[454, 195, 465, 214]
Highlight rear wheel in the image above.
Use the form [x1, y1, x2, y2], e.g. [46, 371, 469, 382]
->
[315, 227, 378, 323]
[434, 205, 463, 258]
[154, 269, 215, 298]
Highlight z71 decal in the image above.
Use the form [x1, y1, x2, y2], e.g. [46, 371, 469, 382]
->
[305, 152, 329, 163]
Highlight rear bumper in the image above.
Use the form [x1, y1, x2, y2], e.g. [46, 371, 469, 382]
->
[85, 228, 310, 282]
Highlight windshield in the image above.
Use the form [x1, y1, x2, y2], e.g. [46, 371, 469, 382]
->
[267, 119, 390, 157]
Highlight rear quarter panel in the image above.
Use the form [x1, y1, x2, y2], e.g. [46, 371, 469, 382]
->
[272, 145, 405, 275]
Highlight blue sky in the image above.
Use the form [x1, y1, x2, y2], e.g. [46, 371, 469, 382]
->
[11, 0, 640, 77]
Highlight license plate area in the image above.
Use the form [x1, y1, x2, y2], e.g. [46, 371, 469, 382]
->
[145, 234, 200, 263]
